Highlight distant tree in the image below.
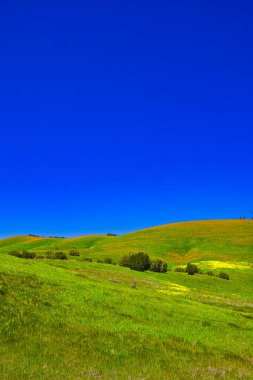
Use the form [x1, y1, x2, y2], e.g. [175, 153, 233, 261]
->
[45, 251, 67, 260]
[218, 272, 229, 280]
[9, 250, 36, 259]
[106, 233, 117, 236]
[186, 263, 199, 275]
[21, 250, 36, 259]
[150, 259, 168, 273]
[53, 251, 67, 260]
[119, 252, 151, 272]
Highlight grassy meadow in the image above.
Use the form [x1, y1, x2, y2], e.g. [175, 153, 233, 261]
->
[0, 220, 253, 379]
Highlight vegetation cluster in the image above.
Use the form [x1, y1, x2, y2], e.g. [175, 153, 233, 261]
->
[119, 252, 167, 273]
[175, 263, 229, 280]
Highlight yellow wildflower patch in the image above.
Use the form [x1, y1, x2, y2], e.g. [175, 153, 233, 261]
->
[155, 282, 189, 296]
[203, 261, 250, 269]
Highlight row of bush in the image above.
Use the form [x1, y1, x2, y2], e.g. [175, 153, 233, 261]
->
[8, 250, 115, 264]
[8, 250, 69, 260]
[119, 252, 167, 273]
[8, 249, 229, 280]
[175, 263, 229, 280]
[9, 249, 82, 260]
[9, 250, 37, 259]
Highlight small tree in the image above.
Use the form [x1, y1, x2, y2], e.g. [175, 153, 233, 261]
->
[46, 251, 67, 260]
[119, 252, 151, 272]
[150, 259, 168, 273]
[160, 262, 168, 273]
[54, 251, 67, 260]
[186, 263, 199, 275]
[218, 272, 229, 280]
[21, 251, 36, 259]
[9, 250, 36, 259]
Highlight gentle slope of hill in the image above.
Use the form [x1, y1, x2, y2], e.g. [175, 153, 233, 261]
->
[1, 219, 253, 263]
[0, 219, 252, 379]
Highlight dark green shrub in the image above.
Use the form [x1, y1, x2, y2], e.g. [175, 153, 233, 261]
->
[160, 262, 168, 273]
[97, 259, 103, 263]
[45, 251, 67, 260]
[21, 250, 36, 259]
[69, 249, 80, 256]
[150, 260, 162, 272]
[9, 250, 36, 259]
[82, 257, 92, 262]
[9, 250, 22, 258]
[150, 259, 167, 273]
[103, 257, 113, 264]
[218, 272, 229, 280]
[207, 270, 214, 276]
[175, 267, 184, 272]
[186, 263, 199, 275]
[119, 255, 131, 267]
[119, 252, 151, 272]
[53, 251, 67, 260]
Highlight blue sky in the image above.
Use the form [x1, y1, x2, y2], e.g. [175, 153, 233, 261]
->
[0, 0, 252, 237]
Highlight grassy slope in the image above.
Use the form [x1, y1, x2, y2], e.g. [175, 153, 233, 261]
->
[0, 220, 253, 379]
[0, 220, 253, 262]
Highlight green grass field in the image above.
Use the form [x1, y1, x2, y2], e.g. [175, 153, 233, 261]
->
[0, 220, 253, 379]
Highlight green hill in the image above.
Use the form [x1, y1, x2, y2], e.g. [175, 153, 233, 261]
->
[1, 219, 253, 263]
[0, 220, 253, 379]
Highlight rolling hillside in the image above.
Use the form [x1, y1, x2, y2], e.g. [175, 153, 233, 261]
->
[1, 219, 253, 263]
[0, 219, 253, 379]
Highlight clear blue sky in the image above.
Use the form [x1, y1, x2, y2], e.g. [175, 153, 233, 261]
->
[0, 0, 252, 237]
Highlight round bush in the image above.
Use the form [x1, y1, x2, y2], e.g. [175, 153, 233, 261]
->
[150, 259, 168, 273]
[119, 252, 151, 272]
[9, 250, 22, 258]
[186, 263, 199, 275]
[218, 272, 229, 280]
[103, 257, 113, 264]
[54, 251, 67, 260]
[69, 249, 80, 256]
